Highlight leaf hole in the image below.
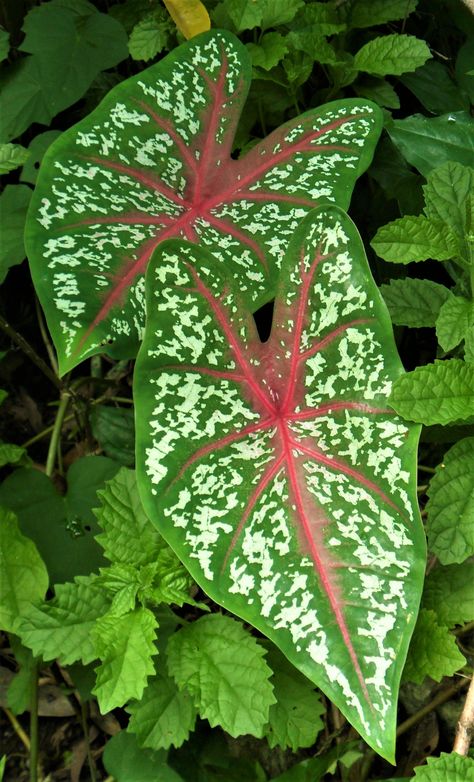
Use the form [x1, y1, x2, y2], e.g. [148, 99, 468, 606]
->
[253, 299, 274, 343]
[84, 524, 91, 532]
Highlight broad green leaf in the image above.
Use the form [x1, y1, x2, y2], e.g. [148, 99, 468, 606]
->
[346, 0, 418, 29]
[423, 161, 474, 262]
[353, 35, 431, 78]
[423, 561, 474, 626]
[260, 0, 305, 30]
[129, 13, 173, 61]
[0, 456, 120, 584]
[246, 33, 288, 71]
[127, 670, 198, 750]
[0, 26, 9, 62]
[456, 39, 474, 104]
[271, 742, 361, 782]
[291, 2, 346, 36]
[25, 30, 382, 375]
[370, 137, 424, 216]
[163, 0, 210, 39]
[371, 215, 458, 264]
[403, 610, 466, 684]
[92, 606, 158, 712]
[355, 78, 400, 110]
[135, 206, 425, 762]
[94, 467, 175, 567]
[264, 646, 324, 751]
[20, 130, 62, 185]
[286, 31, 344, 66]
[17, 575, 110, 664]
[389, 359, 474, 426]
[91, 406, 135, 466]
[223, 0, 265, 31]
[0, 441, 28, 468]
[0, 508, 48, 633]
[387, 112, 474, 177]
[167, 614, 276, 737]
[380, 278, 453, 328]
[0, 185, 32, 284]
[426, 437, 474, 564]
[413, 751, 474, 780]
[400, 60, 469, 115]
[0, 144, 29, 175]
[109, 0, 157, 34]
[0, 3, 127, 142]
[103, 731, 184, 782]
[18, 0, 128, 113]
[436, 297, 474, 353]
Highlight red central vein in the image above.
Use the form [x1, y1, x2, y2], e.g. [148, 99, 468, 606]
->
[299, 318, 373, 361]
[173, 417, 276, 485]
[290, 438, 400, 513]
[134, 98, 199, 176]
[220, 453, 285, 574]
[84, 156, 190, 209]
[185, 265, 274, 414]
[288, 401, 392, 421]
[192, 60, 229, 206]
[279, 421, 373, 706]
[281, 245, 327, 412]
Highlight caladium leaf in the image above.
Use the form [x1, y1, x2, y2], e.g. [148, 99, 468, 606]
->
[134, 205, 425, 761]
[25, 29, 382, 375]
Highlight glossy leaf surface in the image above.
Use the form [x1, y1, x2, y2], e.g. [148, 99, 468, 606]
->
[135, 206, 425, 760]
[25, 30, 382, 374]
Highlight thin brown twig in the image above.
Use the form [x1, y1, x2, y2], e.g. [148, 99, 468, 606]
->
[397, 677, 470, 738]
[2, 706, 31, 750]
[0, 312, 63, 392]
[455, 620, 474, 637]
[453, 674, 474, 755]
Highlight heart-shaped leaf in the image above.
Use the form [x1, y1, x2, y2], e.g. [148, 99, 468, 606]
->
[134, 205, 425, 761]
[25, 29, 382, 375]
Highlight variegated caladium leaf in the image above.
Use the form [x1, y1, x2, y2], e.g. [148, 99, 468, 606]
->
[25, 29, 382, 375]
[134, 205, 425, 762]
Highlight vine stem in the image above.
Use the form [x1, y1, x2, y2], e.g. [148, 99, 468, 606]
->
[0, 313, 63, 392]
[45, 392, 71, 478]
[453, 674, 474, 755]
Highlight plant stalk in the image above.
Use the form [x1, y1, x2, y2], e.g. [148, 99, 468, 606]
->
[0, 313, 63, 392]
[29, 661, 40, 782]
[453, 674, 474, 755]
[45, 392, 70, 478]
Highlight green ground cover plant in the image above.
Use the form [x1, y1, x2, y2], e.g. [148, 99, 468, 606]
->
[0, 1, 473, 781]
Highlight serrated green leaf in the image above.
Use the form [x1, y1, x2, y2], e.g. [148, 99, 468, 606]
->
[271, 741, 361, 781]
[264, 646, 324, 752]
[400, 60, 469, 115]
[93, 607, 158, 713]
[0, 185, 32, 284]
[426, 437, 474, 564]
[246, 33, 288, 71]
[371, 215, 458, 264]
[423, 561, 474, 626]
[413, 751, 474, 780]
[224, 0, 265, 31]
[17, 576, 110, 664]
[127, 670, 197, 750]
[136, 206, 425, 763]
[103, 730, 184, 782]
[94, 468, 169, 567]
[0, 144, 29, 175]
[380, 278, 453, 328]
[128, 13, 171, 62]
[466, 326, 474, 363]
[260, 0, 305, 30]
[354, 35, 431, 78]
[167, 614, 276, 737]
[388, 112, 474, 177]
[390, 359, 474, 425]
[286, 31, 344, 66]
[355, 78, 400, 110]
[109, 0, 157, 34]
[91, 406, 135, 467]
[423, 161, 474, 263]
[436, 297, 474, 352]
[347, 0, 418, 29]
[0, 26, 9, 62]
[0, 442, 29, 468]
[403, 609, 466, 684]
[0, 456, 120, 584]
[0, 508, 48, 633]
[25, 29, 382, 374]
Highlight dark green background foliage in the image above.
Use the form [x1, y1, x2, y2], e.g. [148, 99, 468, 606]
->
[0, 1, 473, 781]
